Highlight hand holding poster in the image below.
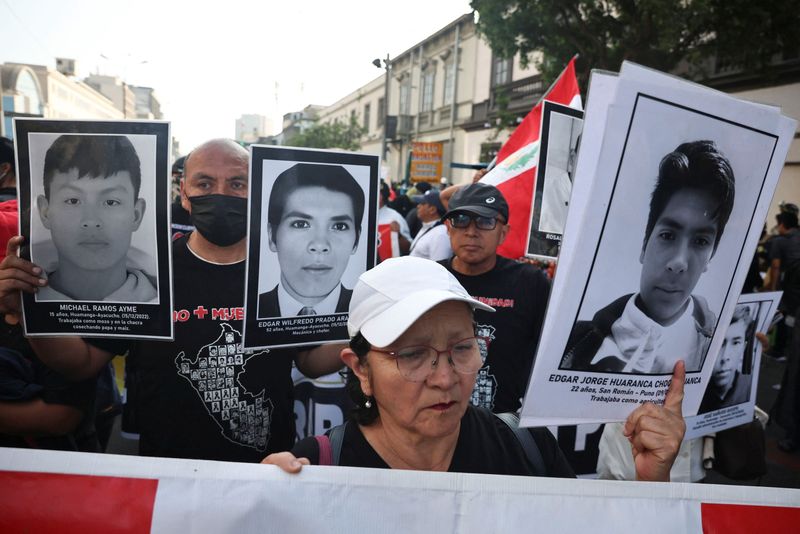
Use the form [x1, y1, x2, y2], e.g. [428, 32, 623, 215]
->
[14, 119, 173, 339]
[520, 62, 797, 427]
[242, 146, 378, 349]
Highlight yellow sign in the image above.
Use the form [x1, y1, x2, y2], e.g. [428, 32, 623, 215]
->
[410, 142, 443, 183]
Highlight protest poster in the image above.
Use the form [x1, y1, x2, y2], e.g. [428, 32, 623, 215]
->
[520, 62, 797, 427]
[684, 291, 781, 440]
[242, 146, 378, 349]
[525, 101, 584, 261]
[15, 119, 173, 339]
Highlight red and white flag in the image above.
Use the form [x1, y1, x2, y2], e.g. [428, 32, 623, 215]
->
[377, 224, 399, 261]
[481, 57, 581, 259]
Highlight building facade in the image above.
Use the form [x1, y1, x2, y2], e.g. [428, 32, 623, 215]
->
[235, 114, 273, 144]
[316, 13, 544, 185]
[1, 62, 125, 138]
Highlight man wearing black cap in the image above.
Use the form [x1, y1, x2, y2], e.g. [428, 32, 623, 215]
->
[440, 183, 550, 413]
[409, 189, 451, 261]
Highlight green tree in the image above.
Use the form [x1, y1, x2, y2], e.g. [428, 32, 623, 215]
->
[471, 0, 800, 89]
[289, 115, 366, 151]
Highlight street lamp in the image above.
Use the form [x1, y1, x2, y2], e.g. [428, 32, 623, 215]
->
[372, 54, 391, 161]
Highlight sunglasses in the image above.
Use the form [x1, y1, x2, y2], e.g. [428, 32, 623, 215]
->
[447, 213, 503, 230]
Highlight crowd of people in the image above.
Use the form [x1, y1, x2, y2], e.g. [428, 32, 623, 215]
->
[0, 133, 796, 486]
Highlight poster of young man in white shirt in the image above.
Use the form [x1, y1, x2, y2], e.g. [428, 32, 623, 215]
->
[15, 119, 173, 339]
[242, 146, 378, 349]
[519, 63, 796, 427]
[526, 102, 583, 261]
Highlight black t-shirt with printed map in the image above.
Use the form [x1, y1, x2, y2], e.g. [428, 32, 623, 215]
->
[440, 256, 550, 414]
[89, 234, 295, 462]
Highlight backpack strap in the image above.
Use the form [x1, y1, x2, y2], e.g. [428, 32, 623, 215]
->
[314, 435, 333, 465]
[315, 422, 348, 466]
[494, 412, 546, 476]
[328, 421, 347, 466]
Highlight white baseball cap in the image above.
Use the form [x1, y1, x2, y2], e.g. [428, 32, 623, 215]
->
[347, 257, 495, 347]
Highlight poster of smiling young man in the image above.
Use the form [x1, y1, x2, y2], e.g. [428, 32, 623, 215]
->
[526, 101, 583, 261]
[242, 146, 378, 349]
[684, 291, 781, 440]
[520, 63, 796, 427]
[14, 119, 173, 339]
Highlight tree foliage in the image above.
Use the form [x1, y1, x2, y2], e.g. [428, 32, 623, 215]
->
[471, 0, 800, 89]
[289, 115, 366, 151]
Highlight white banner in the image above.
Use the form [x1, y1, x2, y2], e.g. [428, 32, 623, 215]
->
[1, 448, 798, 533]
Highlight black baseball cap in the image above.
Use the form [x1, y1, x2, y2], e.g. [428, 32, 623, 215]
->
[444, 183, 509, 220]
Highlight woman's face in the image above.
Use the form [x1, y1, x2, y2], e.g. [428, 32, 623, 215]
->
[355, 301, 477, 441]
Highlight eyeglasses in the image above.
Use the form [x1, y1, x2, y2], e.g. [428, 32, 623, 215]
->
[447, 213, 502, 230]
[371, 336, 484, 382]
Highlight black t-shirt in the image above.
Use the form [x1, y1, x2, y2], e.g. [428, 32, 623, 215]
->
[440, 256, 550, 413]
[292, 406, 575, 478]
[89, 235, 295, 462]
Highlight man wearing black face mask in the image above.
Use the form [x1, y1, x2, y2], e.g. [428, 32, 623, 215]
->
[0, 138, 345, 462]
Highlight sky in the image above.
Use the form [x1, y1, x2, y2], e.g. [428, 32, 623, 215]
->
[1, 0, 474, 153]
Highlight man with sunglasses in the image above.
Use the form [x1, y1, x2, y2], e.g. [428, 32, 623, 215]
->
[440, 183, 550, 413]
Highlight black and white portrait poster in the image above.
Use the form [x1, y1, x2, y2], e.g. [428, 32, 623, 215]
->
[520, 62, 796, 427]
[242, 146, 378, 349]
[15, 119, 173, 339]
[526, 101, 583, 261]
[684, 291, 781, 440]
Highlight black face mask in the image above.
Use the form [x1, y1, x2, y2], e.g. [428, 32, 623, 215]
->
[187, 194, 248, 247]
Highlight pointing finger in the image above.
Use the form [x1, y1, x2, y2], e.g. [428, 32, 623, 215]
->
[664, 360, 685, 417]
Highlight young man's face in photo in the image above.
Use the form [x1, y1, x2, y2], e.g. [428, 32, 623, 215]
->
[712, 317, 747, 389]
[269, 185, 358, 303]
[38, 168, 145, 272]
[638, 188, 719, 325]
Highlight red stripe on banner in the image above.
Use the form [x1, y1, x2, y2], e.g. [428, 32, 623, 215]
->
[0, 471, 158, 534]
[701, 503, 800, 533]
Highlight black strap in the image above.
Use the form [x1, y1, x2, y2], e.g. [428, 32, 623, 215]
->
[327, 421, 347, 466]
[494, 412, 546, 476]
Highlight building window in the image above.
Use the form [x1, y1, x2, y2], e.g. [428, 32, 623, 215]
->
[492, 55, 512, 87]
[399, 78, 411, 116]
[377, 97, 385, 127]
[443, 61, 455, 106]
[420, 70, 435, 112]
[363, 103, 371, 130]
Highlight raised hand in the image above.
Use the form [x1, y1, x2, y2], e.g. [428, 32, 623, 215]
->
[623, 360, 686, 482]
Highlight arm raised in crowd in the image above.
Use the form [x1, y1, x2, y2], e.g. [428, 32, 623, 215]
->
[0, 236, 113, 380]
[295, 343, 346, 378]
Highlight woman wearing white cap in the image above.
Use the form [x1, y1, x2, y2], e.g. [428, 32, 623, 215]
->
[264, 257, 685, 480]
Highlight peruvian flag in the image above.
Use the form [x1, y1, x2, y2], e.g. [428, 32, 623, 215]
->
[481, 57, 581, 259]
